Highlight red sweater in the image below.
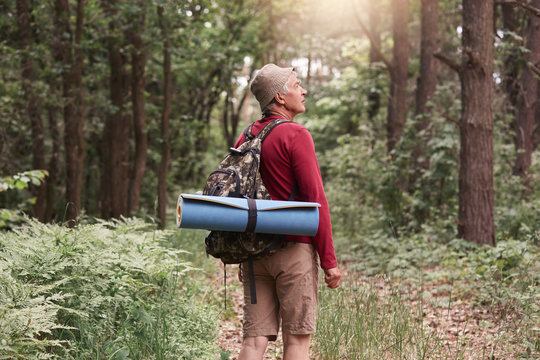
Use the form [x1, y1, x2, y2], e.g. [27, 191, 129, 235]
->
[235, 115, 338, 270]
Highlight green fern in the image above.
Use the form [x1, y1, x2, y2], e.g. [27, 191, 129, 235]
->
[0, 218, 219, 359]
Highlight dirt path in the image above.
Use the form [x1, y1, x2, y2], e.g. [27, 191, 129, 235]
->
[406, 278, 532, 359]
[216, 265, 535, 359]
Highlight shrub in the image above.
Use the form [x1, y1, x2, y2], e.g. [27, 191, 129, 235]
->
[0, 218, 219, 359]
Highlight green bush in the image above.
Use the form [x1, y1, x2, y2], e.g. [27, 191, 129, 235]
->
[0, 170, 47, 229]
[0, 218, 219, 359]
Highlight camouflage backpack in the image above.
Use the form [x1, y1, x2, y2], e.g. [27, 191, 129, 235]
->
[203, 118, 292, 265]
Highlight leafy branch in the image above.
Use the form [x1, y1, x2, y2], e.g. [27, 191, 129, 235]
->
[0, 170, 48, 192]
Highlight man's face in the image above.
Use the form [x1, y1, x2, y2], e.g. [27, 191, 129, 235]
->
[280, 74, 308, 116]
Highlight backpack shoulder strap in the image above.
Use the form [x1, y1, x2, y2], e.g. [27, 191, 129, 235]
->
[243, 122, 255, 141]
[242, 119, 290, 143]
[256, 119, 290, 142]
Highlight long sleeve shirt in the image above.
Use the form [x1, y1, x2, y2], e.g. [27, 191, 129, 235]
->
[234, 115, 338, 270]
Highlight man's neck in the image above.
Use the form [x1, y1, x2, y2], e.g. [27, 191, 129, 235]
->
[265, 107, 294, 121]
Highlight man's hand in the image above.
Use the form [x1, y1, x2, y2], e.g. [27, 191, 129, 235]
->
[323, 267, 341, 289]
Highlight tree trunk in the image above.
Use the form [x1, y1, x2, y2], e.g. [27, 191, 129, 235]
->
[411, 0, 438, 175]
[47, 7, 65, 223]
[44, 82, 60, 223]
[367, 1, 382, 124]
[102, 0, 130, 219]
[223, 69, 252, 147]
[127, 3, 148, 215]
[16, 0, 46, 221]
[535, 84, 540, 150]
[157, 6, 172, 229]
[387, 0, 410, 153]
[54, 0, 85, 226]
[73, 0, 85, 219]
[512, 0, 540, 196]
[501, 4, 520, 112]
[223, 90, 231, 145]
[409, 0, 439, 224]
[458, 0, 495, 246]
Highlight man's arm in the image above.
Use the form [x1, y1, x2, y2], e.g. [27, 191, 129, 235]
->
[290, 126, 340, 282]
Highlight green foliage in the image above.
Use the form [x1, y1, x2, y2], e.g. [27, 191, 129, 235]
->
[0, 0, 296, 218]
[311, 68, 461, 240]
[444, 238, 540, 356]
[307, 55, 539, 355]
[0, 218, 219, 359]
[0, 170, 47, 192]
[372, 81, 460, 233]
[495, 143, 540, 240]
[306, 63, 389, 152]
[0, 170, 47, 229]
[446, 238, 539, 310]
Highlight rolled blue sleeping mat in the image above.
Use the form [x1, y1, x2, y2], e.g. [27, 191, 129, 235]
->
[176, 193, 320, 236]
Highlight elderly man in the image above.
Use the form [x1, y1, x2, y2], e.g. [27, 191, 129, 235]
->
[236, 64, 341, 360]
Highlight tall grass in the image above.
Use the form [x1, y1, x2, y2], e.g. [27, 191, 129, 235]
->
[0, 217, 220, 359]
[314, 275, 446, 360]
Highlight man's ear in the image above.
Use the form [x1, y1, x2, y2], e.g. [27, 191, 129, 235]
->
[275, 92, 285, 105]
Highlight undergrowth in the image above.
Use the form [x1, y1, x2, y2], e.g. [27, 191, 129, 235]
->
[315, 275, 445, 360]
[0, 217, 220, 359]
[313, 96, 540, 358]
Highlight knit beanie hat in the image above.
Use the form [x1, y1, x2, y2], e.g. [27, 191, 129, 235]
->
[250, 64, 294, 111]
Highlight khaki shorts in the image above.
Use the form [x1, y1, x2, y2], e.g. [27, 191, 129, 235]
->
[242, 242, 319, 340]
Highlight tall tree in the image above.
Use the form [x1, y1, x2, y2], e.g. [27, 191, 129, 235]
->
[367, 1, 383, 123]
[536, 84, 540, 150]
[101, 0, 130, 218]
[222, 68, 254, 146]
[387, 0, 410, 153]
[54, 0, 85, 225]
[127, 1, 148, 214]
[44, 78, 60, 223]
[457, 0, 495, 245]
[512, 0, 540, 196]
[157, 5, 172, 229]
[353, 0, 409, 152]
[16, 0, 46, 221]
[500, 3, 521, 112]
[411, 0, 439, 181]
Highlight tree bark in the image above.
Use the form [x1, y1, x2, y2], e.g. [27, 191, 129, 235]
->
[411, 0, 439, 178]
[409, 0, 439, 226]
[512, 0, 540, 196]
[501, 4, 521, 111]
[16, 0, 46, 221]
[101, 0, 130, 219]
[367, 1, 382, 123]
[535, 84, 540, 150]
[44, 81, 60, 223]
[157, 6, 172, 229]
[54, 0, 85, 226]
[458, 0, 495, 246]
[387, 0, 410, 153]
[127, 3, 148, 215]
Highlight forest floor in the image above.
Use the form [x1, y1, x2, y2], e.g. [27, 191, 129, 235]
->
[215, 264, 533, 360]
